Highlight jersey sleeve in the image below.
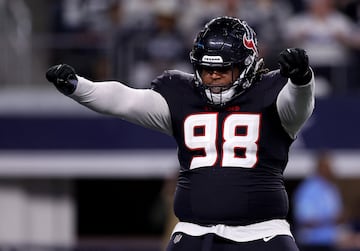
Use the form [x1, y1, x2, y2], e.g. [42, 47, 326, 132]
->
[276, 69, 315, 139]
[69, 76, 173, 135]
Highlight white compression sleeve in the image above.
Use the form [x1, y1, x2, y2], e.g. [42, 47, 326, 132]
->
[276, 72, 315, 139]
[69, 76, 173, 135]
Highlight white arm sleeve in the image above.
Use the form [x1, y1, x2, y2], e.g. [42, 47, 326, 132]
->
[276, 70, 315, 139]
[69, 76, 173, 135]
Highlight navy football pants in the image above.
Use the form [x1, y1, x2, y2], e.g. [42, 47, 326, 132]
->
[166, 232, 300, 251]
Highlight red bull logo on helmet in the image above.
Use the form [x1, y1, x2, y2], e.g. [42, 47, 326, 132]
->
[241, 21, 258, 56]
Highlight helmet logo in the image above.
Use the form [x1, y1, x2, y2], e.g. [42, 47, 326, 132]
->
[243, 34, 258, 56]
[202, 55, 223, 63]
[241, 21, 258, 56]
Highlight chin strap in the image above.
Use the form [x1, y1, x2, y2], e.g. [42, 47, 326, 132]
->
[204, 84, 237, 105]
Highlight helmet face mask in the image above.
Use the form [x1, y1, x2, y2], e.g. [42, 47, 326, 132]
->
[190, 16, 260, 107]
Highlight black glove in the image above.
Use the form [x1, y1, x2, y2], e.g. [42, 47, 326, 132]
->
[45, 64, 78, 95]
[278, 48, 312, 85]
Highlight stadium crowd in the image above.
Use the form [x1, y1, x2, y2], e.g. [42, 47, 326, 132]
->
[45, 0, 360, 97]
[1, 0, 360, 97]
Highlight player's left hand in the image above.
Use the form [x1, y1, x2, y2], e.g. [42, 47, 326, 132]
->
[278, 48, 312, 85]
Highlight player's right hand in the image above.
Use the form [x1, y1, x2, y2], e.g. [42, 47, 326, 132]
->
[46, 64, 78, 95]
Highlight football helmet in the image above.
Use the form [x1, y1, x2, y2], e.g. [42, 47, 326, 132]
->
[190, 16, 264, 107]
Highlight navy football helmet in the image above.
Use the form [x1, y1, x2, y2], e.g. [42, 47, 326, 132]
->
[190, 16, 265, 106]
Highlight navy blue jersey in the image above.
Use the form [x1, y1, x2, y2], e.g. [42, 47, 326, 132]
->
[152, 70, 293, 226]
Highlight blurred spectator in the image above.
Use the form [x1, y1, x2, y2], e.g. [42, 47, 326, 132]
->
[293, 151, 344, 251]
[337, 0, 360, 94]
[49, 0, 123, 80]
[51, 0, 121, 32]
[236, 0, 294, 69]
[178, 0, 228, 42]
[0, 0, 32, 86]
[284, 0, 360, 95]
[121, 0, 172, 28]
[44, 0, 360, 93]
[337, 197, 360, 251]
[128, 3, 190, 88]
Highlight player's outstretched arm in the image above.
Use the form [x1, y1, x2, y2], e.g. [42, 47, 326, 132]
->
[45, 64, 172, 135]
[276, 48, 315, 139]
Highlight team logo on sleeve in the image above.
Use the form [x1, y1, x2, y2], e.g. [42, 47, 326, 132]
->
[173, 233, 183, 244]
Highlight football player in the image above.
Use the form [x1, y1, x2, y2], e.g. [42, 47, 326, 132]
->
[46, 16, 315, 251]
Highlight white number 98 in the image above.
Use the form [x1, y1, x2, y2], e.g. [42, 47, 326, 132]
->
[184, 113, 260, 170]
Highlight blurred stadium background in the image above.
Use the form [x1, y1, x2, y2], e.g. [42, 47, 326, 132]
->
[0, 0, 360, 250]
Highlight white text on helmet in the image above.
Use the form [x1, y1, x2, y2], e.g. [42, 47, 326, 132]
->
[202, 55, 223, 63]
